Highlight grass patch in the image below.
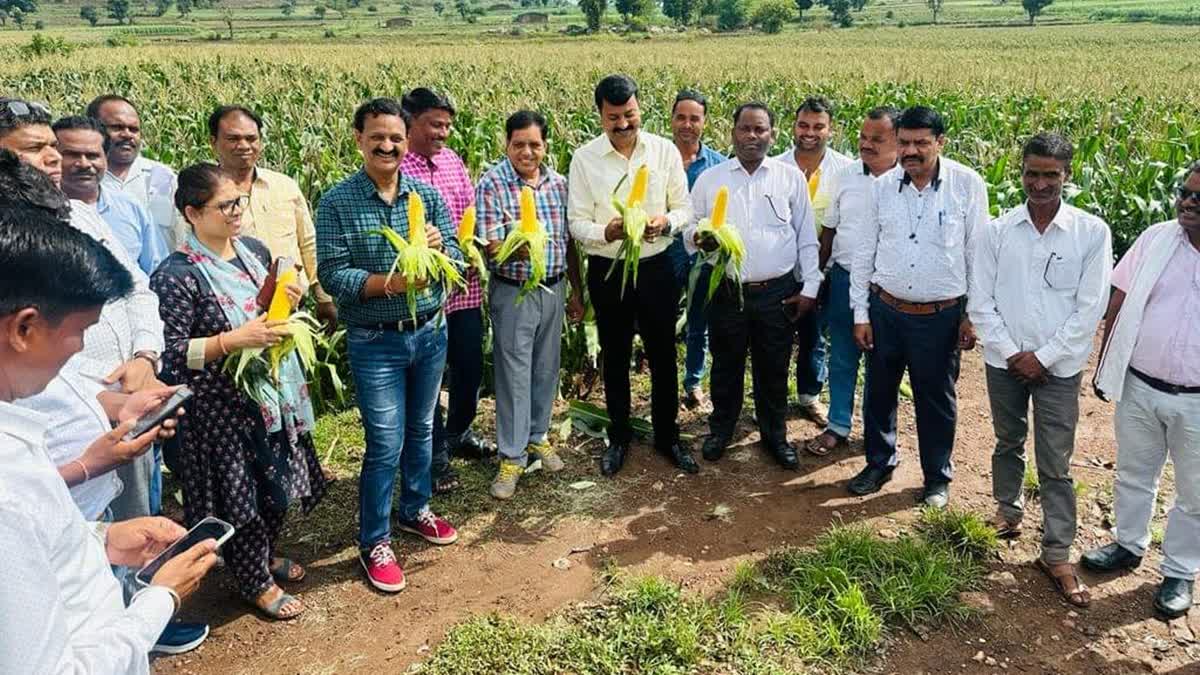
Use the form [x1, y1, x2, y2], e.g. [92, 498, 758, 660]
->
[413, 509, 997, 674]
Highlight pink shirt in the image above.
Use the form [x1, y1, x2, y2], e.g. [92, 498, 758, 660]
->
[1112, 228, 1200, 386]
[401, 148, 481, 314]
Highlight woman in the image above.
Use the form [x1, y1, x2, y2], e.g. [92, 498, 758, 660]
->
[151, 163, 326, 620]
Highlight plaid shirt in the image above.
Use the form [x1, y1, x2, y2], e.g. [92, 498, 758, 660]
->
[401, 148, 481, 314]
[315, 169, 463, 326]
[476, 158, 570, 282]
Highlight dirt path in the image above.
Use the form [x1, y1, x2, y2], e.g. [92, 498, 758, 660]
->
[156, 347, 1200, 675]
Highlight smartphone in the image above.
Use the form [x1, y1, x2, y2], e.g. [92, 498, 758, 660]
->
[135, 516, 235, 587]
[124, 386, 193, 440]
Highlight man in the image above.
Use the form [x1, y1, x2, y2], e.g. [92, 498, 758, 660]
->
[400, 87, 493, 494]
[687, 103, 821, 469]
[775, 96, 855, 428]
[970, 133, 1112, 608]
[667, 89, 726, 411]
[804, 106, 899, 456]
[208, 104, 337, 326]
[0, 205, 217, 674]
[317, 98, 462, 593]
[53, 115, 169, 275]
[1084, 160, 1200, 619]
[478, 110, 585, 499]
[87, 95, 180, 251]
[849, 106, 989, 508]
[568, 74, 697, 476]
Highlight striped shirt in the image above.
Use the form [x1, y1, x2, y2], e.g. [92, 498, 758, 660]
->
[315, 169, 463, 326]
[401, 148, 481, 314]
[476, 158, 570, 282]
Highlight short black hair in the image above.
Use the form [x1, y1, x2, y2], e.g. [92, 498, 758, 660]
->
[52, 115, 111, 153]
[175, 162, 227, 224]
[402, 87, 456, 120]
[208, 105, 264, 139]
[505, 110, 548, 142]
[0, 149, 71, 220]
[864, 105, 901, 130]
[733, 102, 775, 129]
[672, 89, 708, 115]
[353, 97, 410, 133]
[897, 106, 946, 137]
[1022, 132, 1074, 167]
[594, 74, 638, 111]
[0, 206, 133, 322]
[1184, 159, 1200, 182]
[0, 97, 52, 139]
[795, 96, 834, 118]
[85, 94, 136, 120]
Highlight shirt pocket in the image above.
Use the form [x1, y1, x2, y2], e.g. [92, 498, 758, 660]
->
[755, 195, 792, 228]
[939, 208, 966, 249]
[344, 229, 394, 273]
[1044, 253, 1082, 292]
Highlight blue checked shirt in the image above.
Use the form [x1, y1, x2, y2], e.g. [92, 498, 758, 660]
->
[476, 158, 570, 282]
[315, 169, 463, 325]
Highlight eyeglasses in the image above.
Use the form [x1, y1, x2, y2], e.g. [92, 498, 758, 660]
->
[1043, 252, 1063, 288]
[1177, 186, 1200, 203]
[4, 100, 51, 119]
[212, 195, 249, 216]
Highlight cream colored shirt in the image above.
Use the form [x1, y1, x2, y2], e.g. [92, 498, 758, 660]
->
[237, 167, 330, 303]
[567, 131, 693, 259]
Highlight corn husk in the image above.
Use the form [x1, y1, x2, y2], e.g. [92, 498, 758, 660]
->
[495, 185, 549, 302]
[605, 165, 650, 298]
[691, 185, 747, 307]
[372, 192, 466, 323]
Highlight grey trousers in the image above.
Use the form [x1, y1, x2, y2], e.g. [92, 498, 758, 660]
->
[1115, 371, 1200, 581]
[490, 278, 566, 466]
[985, 365, 1081, 564]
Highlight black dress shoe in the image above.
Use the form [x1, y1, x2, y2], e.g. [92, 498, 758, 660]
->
[451, 430, 495, 459]
[769, 442, 800, 470]
[702, 436, 729, 462]
[660, 442, 699, 474]
[1154, 577, 1194, 619]
[1080, 542, 1143, 573]
[600, 442, 627, 477]
[847, 465, 894, 496]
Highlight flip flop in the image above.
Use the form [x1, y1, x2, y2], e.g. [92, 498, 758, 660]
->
[269, 557, 306, 583]
[252, 590, 305, 621]
[803, 431, 846, 457]
[433, 471, 461, 495]
[1037, 558, 1091, 608]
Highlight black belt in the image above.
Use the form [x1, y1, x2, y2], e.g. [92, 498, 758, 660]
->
[738, 274, 794, 292]
[494, 273, 565, 288]
[349, 312, 438, 332]
[1131, 368, 1200, 395]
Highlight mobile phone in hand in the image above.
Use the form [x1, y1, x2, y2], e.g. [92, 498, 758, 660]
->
[124, 386, 193, 441]
[134, 516, 235, 587]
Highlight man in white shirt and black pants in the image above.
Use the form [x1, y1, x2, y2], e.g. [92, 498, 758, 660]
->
[687, 102, 821, 469]
[970, 133, 1112, 608]
[850, 106, 990, 507]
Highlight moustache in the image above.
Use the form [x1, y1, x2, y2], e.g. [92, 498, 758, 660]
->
[373, 150, 399, 158]
[901, 155, 922, 162]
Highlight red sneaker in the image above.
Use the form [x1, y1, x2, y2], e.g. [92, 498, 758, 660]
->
[359, 541, 406, 592]
[396, 508, 458, 545]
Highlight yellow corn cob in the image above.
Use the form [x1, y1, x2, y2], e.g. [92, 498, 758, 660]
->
[266, 266, 297, 322]
[626, 165, 649, 208]
[519, 186, 538, 234]
[458, 205, 477, 242]
[711, 186, 728, 229]
[407, 192, 426, 246]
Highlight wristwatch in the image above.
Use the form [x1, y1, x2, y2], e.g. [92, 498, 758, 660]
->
[133, 351, 161, 370]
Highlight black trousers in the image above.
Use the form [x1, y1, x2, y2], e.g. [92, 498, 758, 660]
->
[587, 252, 680, 450]
[431, 306, 484, 475]
[708, 275, 801, 446]
[862, 294, 961, 486]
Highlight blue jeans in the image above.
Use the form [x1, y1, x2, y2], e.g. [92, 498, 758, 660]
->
[824, 265, 863, 437]
[347, 321, 447, 550]
[667, 239, 710, 392]
[795, 301, 828, 404]
[149, 444, 162, 516]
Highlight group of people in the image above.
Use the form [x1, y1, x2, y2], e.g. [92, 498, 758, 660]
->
[1, 70, 1198, 672]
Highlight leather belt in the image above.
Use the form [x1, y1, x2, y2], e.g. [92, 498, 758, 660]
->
[737, 274, 793, 292]
[349, 312, 438, 332]
[494, 273, 565, 288]
[871, 284, 961, 315]
[1131, 368, 1200, 395]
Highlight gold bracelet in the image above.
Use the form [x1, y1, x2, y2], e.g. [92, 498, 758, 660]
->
[72, 458, 90, 483]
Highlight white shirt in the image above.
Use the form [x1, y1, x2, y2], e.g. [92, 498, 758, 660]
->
[685, 157, 822, 294]
[568, 131, 692, 259]
[824, 159, 890, 271]
[969, 201, 1113, 378]
[16, 356, 123, 520]
[69, 201, 165, 369]
[850, 157, 990, 323]
[773, 146, 854, 228]
[101, 155, 179, 251]
[0, 401, 174, 675]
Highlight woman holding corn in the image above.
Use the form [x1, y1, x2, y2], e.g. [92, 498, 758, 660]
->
[151, 163, 327, 620]
[477, 110, 585, 500]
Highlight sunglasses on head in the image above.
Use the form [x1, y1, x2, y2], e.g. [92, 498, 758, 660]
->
[4, 100, 51, 119]
[1177, 186, 1200, 203]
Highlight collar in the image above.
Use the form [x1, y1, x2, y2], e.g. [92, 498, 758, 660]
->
[1019, 200, 1074, 232]
[497, 157, 552, 188]
[899, 159, 942, 193]
[0, 400, 49, 448]
[601, 132, 643, 160]
[354, 168, 410, 204]
[730, 158, 770, 176]
[92, 186, 111, 214]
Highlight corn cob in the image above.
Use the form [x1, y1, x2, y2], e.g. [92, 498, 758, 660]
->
[605, 164, 650, 298]
[495, 185, 549, 302]
[691, 185, 747, 306]
[372, 191, 466, 323]
[266, 266, 298, 322]
[457, 205, 486, 275]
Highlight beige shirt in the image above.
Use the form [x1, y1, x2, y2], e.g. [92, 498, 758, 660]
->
[567, 131, 692, 259]
[237, 167, 330, 303]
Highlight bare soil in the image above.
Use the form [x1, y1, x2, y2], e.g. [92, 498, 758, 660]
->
[156, 345, 1200, 675]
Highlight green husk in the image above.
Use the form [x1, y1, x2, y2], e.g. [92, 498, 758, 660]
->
[372, 226, 466, 323]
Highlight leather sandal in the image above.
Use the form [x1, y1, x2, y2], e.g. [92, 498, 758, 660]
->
[1037, 558, 1091, 608]
[990, 513, 1023, 539]
[269, 557, 306, 583]
[804, 430, 846, 457]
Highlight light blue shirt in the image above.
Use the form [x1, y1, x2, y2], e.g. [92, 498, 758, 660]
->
[96, 187, 169, 275]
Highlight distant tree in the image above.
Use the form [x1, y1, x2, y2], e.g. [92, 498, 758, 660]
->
[577, 0, 603, 30]
[33, 17, 42, 27]
[0, 9, 7, 25]
[105, 0, 131, 23]
[0, 0, 38, 14]
[849, 0, 865, 9]
[176, 0, 190, 16]
[751, 0, 791, 32]
[614, 0, 649, 23]
[925, 0, 942, 23]
[398, 1, 411, 12]
[662, 0, 695, 24]
[313, 3, 326, 18]
[1022, 0, 1051, 23]
[822, 0, 851, 26]
[154, 0, 171, 15]
[280, 0, 295, 16]
[221, 6, 233, 36]
[80, 3, 99, 24]
[432, 0, 444, 14]
[11, 6, 23, 26]
[715, 0, 745, 30]
[793, 0, 810, 19]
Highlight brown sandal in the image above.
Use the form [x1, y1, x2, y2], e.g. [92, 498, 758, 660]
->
[1037, 558, 1091, 608]
[990, 513, 1023, 539]
[804, 431, 846, 457]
